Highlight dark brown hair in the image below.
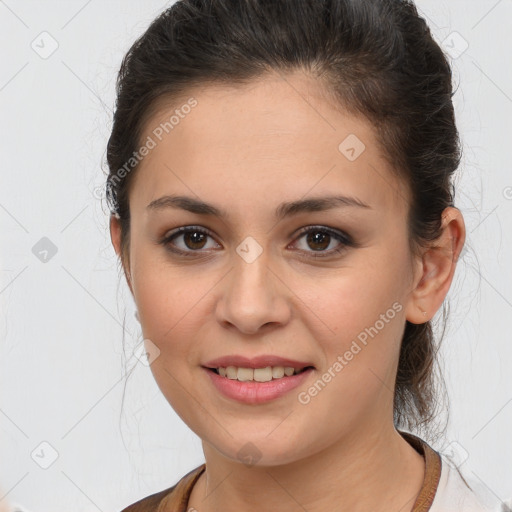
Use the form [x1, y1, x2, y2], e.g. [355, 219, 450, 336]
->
[106, 0, 461, 438]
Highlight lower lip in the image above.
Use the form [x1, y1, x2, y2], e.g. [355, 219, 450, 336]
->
[203, 367, 314, 404]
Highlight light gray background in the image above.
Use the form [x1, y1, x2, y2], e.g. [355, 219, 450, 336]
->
[0, 1, 511, 510]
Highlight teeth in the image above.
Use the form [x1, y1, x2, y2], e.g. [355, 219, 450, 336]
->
[272, 366, 284, 379]
[217, 365, 305, 382]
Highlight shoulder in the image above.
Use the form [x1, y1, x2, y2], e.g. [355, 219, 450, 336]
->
[120, 485, 177, 512]
[120, 464, 206, 512]
[430, 456, 512, 512]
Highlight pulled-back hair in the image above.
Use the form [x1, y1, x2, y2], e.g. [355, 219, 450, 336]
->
[106, 0, 461, 438]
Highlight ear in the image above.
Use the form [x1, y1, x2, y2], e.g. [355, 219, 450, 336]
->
[405, 207, 466, 324]
[109, 214, 134, 296]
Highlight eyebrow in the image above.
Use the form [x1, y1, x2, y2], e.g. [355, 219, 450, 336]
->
[146, 194, 372, 220]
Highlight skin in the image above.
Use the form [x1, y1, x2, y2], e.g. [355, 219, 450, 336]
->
[0, 497, 9, 512]
[110, 70, 465, 512]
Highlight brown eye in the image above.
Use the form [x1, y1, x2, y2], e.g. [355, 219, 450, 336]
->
[182, 230, 208, 250]
[304, 231, 331, 251]
[292, 226, 355, 258]
[160, 226, 220, 256]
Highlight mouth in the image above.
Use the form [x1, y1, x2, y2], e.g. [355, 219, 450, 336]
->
[205, 365, 315, 382]
[202, 354, 315, 381]
[202, 364, 315, 404]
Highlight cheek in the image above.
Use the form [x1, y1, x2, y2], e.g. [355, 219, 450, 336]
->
[131, 241, 202, 337]
[291, 283, 404, 443]
[131, 257, 209, 419]
[290, 254, 407, 401]
[130, 246, 232, 388]
[295, 256, 406, 347]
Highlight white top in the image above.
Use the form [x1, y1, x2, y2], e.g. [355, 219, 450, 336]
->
[431, 454, 512, 511]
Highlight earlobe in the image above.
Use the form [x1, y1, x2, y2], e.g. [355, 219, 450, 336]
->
[405, 207, 466, 324]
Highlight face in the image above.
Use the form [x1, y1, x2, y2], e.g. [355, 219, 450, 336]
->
[111, 70, 424, 466]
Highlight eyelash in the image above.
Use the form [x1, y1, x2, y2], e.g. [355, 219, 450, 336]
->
[159, 225, 356, 259]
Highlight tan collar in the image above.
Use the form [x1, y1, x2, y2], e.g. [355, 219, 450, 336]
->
[157, 464, 205, 512]
[400, 431, 442, 511]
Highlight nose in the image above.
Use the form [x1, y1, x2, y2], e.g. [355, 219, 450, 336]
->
[215, 251, 292, 335]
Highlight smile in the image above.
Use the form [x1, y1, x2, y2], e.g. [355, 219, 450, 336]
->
[203, 366, 315, 404]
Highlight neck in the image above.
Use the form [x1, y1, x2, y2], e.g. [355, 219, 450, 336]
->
[188, 425, 426, 512]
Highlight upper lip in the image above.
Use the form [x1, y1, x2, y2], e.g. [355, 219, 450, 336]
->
[203, 355, 315, 370]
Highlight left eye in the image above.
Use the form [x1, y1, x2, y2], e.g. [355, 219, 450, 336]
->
[291, 226, 353, 258]
[292, 227, 352, 257]
[160, 225, 354, 258]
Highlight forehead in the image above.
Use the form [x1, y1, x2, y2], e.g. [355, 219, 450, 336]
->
[131, 71, 410, 220]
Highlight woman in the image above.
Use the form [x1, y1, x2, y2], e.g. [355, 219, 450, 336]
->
[106, 0, 511, 510]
